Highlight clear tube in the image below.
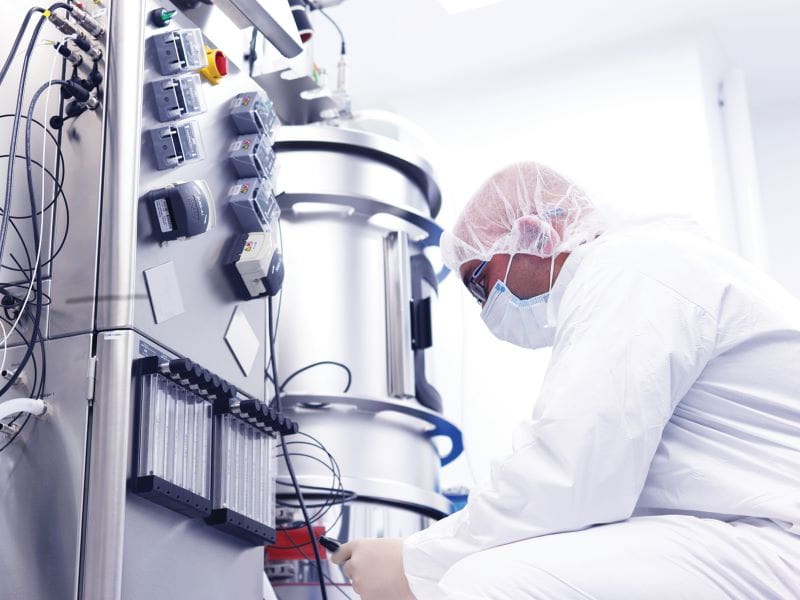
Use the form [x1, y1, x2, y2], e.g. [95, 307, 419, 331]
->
[243, 424, 251, 518]
[223, 415, 232, 508]
[181, 389, 190, 490]
[234, 418, 242, 513]
[190, 395, 200, 495]
[156, 376, 168, 479]
[165, 381, 177, 484]
[142, 374, 155, 476]
[201, 402, 210, 498]
[255, 431, 264, 524]
[268, 436, 276, 527]
[174, 385, 185, 486]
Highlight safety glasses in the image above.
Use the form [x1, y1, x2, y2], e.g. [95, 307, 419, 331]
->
[466, 260, 489, 305]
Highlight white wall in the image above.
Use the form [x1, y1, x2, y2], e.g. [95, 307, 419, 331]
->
[751, 100, 800, 298]
[369, 37, 736, 488]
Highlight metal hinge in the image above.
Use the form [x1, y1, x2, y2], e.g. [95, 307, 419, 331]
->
[86, 356, 98, 404]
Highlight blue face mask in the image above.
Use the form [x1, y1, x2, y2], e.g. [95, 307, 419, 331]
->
[479, 256, 556, 349]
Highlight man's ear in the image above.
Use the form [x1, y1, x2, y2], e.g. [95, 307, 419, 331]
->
[511, 216, 561, 256]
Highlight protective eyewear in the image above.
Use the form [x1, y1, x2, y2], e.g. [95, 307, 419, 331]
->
[467, 260, 489, 304]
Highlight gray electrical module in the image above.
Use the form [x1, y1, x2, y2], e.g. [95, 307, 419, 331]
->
[228, 134, 276, 179]
[151, 73, 205, 122]
[227, 177, 279, 232]
[151, 28, 207, 75]
[149, 121, 205, 170]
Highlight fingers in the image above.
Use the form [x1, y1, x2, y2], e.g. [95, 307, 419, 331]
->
[330, 541, 355, 566]
[342, 559, 355, 580]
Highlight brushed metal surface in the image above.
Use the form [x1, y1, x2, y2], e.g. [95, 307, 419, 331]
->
[0, 334, 92, 600]
[122, 494, 263, 600]
[94, 0, 146, 333]
[125, 0, 271, 398]
[274, 126, 442, 218]
[0, 3, 108, 341]
[384, 231, 415, 398]
[274, 214, 390, 398]
[81, 329, 137, 600]
[273, 128, 444, 401]
[278, 393, 461, 517]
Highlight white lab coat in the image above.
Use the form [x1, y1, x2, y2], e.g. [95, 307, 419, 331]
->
[403, 219, 800, 598]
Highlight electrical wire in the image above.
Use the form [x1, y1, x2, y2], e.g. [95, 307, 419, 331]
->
[267, 360, 352, 394]
[1, 51, 60, 355]
[308, 1, 346, 55]
[0, 78, 66, 399]
[1, 7, 50, 265]
[0, 6, 45, 86]
[274, 527, 355, 600]
[0, 315, 45, 455]
[264, 219, 284, 382]
[273, 434, 352, 545]
[271, 446, 353, 600]
[0, 2, 71, 265]
[267, 294, 329, 600]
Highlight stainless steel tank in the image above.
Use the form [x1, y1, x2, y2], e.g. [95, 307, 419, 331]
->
[271, 125, 462, 596]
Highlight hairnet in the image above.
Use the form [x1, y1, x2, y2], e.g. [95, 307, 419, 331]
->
[440, 161, 606, 271]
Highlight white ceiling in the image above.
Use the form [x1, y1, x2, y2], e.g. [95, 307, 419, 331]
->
[307, 0, 800, 109]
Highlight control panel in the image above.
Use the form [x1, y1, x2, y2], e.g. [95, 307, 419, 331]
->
[136, 6, 283, 398]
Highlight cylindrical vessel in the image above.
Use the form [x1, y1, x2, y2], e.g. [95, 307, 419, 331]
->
[273, 125, 444, 407]
[270, 125, 461, 593]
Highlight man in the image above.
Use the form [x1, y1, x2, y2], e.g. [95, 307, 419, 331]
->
[332, 162, 800, 598]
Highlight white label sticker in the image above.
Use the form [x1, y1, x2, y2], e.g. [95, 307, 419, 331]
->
[153, 197, 173, 232]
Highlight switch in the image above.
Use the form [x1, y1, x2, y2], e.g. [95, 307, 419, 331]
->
[200, 46, 228, 85]
[150, 8, 176, 28]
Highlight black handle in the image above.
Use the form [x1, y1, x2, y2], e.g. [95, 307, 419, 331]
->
[318, 536, 342, 553]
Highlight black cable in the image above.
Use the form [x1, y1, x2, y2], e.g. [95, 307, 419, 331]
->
[275, 452, 343, 521]
[0, 2, 72, 262]
[265, 220, 284, 381]
[267, 295, 329, 600]
[274, 438, 351, 540]
[0, 147, 70, 273]
[2, 177, 70, 272]
[1, 153, 65, 217]
[0, 6, 45, 86]
[0, 8, 49, 265]
[0, 79, 63, 398]
[267, 360, 352, 394]
[6, 222, 34, 276]
[0, 318, 44, 454]
[273, 525, 355, 599]
[0, 113, 68, 223]
[308, 1, 346, 55]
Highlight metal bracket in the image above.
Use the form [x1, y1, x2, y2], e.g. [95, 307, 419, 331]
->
[86, 356, 98, 403]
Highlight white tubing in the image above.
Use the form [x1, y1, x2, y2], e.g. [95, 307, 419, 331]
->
[0, 397, 46, 422]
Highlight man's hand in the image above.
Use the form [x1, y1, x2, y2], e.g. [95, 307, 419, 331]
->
[330, 538, 416, 600]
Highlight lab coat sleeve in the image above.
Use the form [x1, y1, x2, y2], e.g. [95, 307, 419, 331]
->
[403, 265, 717, 597]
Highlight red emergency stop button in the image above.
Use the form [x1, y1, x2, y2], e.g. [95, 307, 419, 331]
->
[200, 46, 228, 85]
